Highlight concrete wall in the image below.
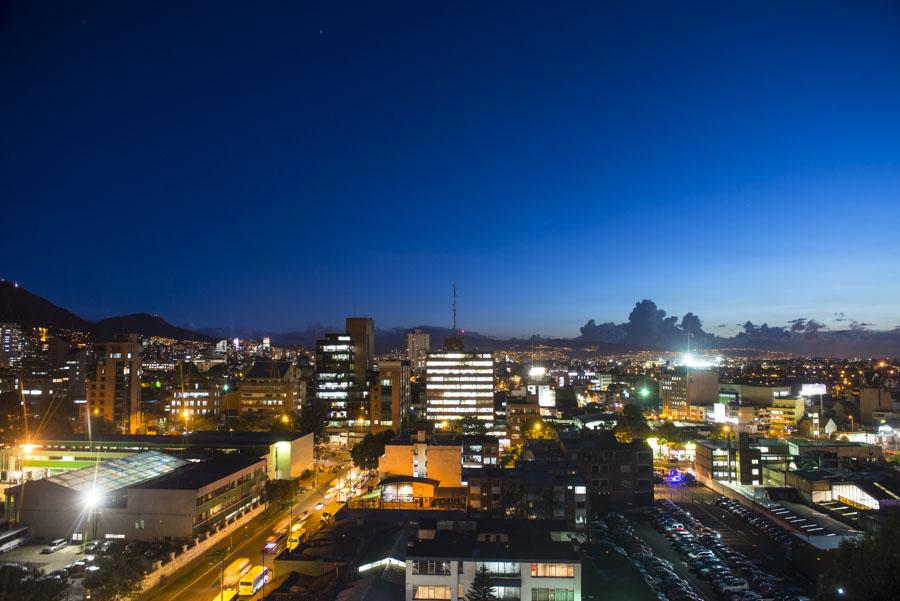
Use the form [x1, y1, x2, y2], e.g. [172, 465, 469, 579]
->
[140, 502, 265, 591]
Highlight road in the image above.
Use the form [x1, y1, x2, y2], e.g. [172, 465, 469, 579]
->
[139, 461, 352, 601]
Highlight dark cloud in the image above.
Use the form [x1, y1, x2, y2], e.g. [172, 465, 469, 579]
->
[577, 301, 900, 355]
[578, 319, 626, 342]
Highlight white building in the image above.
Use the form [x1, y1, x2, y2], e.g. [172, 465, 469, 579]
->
[406, 521, 581, 601]
[425, 343, 494, 427]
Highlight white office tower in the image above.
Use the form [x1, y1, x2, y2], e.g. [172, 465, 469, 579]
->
[425, 341, 494, 427]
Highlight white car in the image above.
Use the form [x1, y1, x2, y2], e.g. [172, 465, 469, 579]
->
[314, 502, 325, 511]
[718, 579, 749, 593]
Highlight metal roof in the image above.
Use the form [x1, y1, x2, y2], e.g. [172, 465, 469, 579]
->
[46, 450, 189, 494]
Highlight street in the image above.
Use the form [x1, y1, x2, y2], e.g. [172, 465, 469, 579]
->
[138, 460, 352, 601]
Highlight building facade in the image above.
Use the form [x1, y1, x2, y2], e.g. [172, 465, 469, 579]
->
[85, 334, 142, 433]
[406, 521, 582, 601]
[425, 340, 494, 428]
[370, 359, 411, 431]
[0, 323, 24, 367]
[235, 360, 301, 417]
[406, 329, 430, 373]
[660, 368, 718, 421]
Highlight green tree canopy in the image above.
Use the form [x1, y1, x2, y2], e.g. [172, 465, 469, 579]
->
[816, 516, 900, 600]
[350, 430, 395, 470]
[654, 421, 683, 444]
[450, 415, 487, 436]
[614, 403, 650, 442]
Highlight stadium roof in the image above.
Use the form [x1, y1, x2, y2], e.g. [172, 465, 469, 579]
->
[47, 451, 189, 494]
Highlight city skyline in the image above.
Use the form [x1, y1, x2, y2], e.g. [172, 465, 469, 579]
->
[2, 2, 899, 337]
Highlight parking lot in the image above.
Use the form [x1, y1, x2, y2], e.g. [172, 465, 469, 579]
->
[1, 542, 81, 574]
[620, 484, 816, 601]
[654, 486, 810, 586]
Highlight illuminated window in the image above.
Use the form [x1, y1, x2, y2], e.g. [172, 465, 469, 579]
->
[530, 563, 575, 578]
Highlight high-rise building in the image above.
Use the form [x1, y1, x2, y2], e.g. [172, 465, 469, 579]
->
[660, 367, 718, 421]
[406, 329, 430, 373]
[369, 359, 411, 431]
[0, 323, 24, 367]
[85, 334, 142, 433]
[315, 333, 357, 435]
[425, 338, 494, 427]
[345, 317, 374, 384]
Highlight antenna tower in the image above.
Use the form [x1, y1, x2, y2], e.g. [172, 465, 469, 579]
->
[452, 283, 457, 334]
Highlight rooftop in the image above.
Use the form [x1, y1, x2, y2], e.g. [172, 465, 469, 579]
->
[245, 360, 293, 380]
[407, 520, 580, 561]
[47, 451, 189, 494]
[132, 455, 264, 490]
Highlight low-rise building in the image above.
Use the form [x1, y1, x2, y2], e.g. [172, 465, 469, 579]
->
[5, 451, 266, 541]
[406, 520, 582, 601]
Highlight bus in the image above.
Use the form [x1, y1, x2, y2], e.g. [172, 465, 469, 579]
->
[263, 532, 286, 554]
[0, 526, 30, 554]
[210, 589, 237, 601]
[222, 557, 251, 587]
[237, 566, 269, 596]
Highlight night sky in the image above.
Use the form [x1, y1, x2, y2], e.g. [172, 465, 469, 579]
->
[2, 1, 899, 337]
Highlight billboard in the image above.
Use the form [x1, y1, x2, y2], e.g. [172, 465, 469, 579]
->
[800, 383, 827, 397]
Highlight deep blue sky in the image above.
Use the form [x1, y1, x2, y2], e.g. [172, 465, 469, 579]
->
[2, 1, 899, 337]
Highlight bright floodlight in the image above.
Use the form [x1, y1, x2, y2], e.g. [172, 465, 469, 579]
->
[83, 489, 102, 508]
[528, 366, 547, 378]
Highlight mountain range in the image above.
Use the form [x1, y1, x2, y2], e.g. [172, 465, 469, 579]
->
[1, 281, 898, 357]
[0, 280, 214, 342]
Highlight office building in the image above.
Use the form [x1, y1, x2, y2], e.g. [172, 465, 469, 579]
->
[346, 317, 374, 384]
[0, 323, 24, 367]
[766, 396, 806, 437]
[6, 451, 266, 542]
[660, 367, 718, 421]
[232, 360, 301, 417]
[425, 339, 494, 428]
[406, 329, 430, 373]
[718, 383, 792, 406]
[85, 334, 142, 433]
[167, 381, 221, 422]
[370, 359, 411, 431]
[316, 333, 362, 439]
[406, 520, 582, 601]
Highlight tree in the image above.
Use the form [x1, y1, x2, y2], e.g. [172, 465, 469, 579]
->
[614, 404, 650, 442]
[465, 564, 498, 601]
[500, 444, 523, 467]
[298, 403, 328, 444]
[450, 415, 487, 436]
[223, 413, 269, 432]
[187, 413, 220, 432]
[0, 565, 66, 601]
[270, 411, 301, 433]
[350, 430, 395, 470]
[265, 478, 297, 510]
[522, 417, 556, 440]
[816, 515, 900, 600]
[84, 553, 147, 600]
[655, 421, 683, 445]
